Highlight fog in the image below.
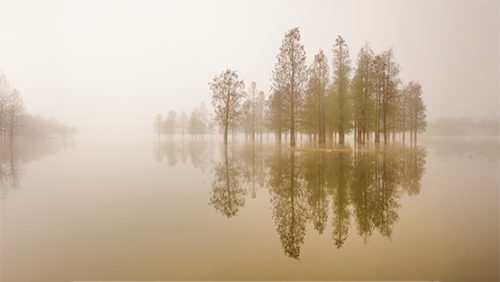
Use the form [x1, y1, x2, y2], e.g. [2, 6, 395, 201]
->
[1, 2, 499, 280]
[0, 0, 498, 135]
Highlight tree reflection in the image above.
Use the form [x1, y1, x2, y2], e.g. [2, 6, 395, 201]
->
[372, 147, 400, 238]
[303, 150, 328, 234]
[0, 142, 23, 199]
[400, 146, 427, 196]
[239, 143, 257, 198]
[156, 139, 210, 172]
[239, 143, 267, 199]
[328, 150, 352, 248]
[0, 138, 71, 200]
[267, 144, 425, 255]
[154, 141, 426, 258]
[208, 144, 245, 218]
[350, 149, 376, 241]
[188, 140, 210, 172]
[268, 149, 309, 259]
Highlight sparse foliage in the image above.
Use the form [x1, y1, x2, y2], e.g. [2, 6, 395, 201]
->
[271, 27, 308, 146]
[209, 69, 245, 144]
[302, 49, 329, 143]
[165, 110, 177, 139]
[329, 35, 352, 144]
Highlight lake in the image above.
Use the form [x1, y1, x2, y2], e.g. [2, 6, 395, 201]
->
[1, 135, 498, 281]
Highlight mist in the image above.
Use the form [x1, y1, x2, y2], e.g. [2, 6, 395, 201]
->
[1, 0, 498, 135]
[1, 1, 499, 281]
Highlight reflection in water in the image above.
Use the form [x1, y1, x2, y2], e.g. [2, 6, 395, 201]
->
[0, 142, 23, 200]
[209, 144, 245, 217]
[303, 151, 328, 235]
[269, 149, 308, 258]
[155, 139, 211, 172]
[0, 138, 72, 200]
[155, 140, 426, 259]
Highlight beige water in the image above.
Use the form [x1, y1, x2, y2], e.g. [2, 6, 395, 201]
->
[1, 135, 498, 281]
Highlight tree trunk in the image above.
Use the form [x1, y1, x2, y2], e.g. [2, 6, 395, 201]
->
[252, 90, 256, 143]
[223, 124, 228, 144]
[338, 43, 344, 145]
[290, 93, 296, 147]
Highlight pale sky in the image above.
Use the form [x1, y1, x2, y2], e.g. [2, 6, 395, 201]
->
[0, 0, 498, 134]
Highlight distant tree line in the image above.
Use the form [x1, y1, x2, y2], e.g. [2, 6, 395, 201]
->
[208, 27, 427, 146]
[154, 103, 212, 140]
[0, 74, 24, 140]
[425, 118, 499, 136]
[22, 114, 76, 138]
[0, 74, 75, 140]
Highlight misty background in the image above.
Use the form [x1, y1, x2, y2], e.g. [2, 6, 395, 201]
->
[0, 0, 498, 136]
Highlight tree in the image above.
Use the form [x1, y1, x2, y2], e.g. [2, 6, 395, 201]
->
[153, 113, 163, 139]
[0, 73, 70, 140]
[6, 89, 24, 140]
[351, 43, 375, 144]
[209, 69, 245, 144]
[330, 35, 352, 144]
[272, 27, 308, 147]
[404, 81, 426, 143]
[374, 49, 400, 144]
[267, 89, 288, 144]
[239, 98, 253, 140]
[302, 49, 329, 143]
[198, 103, 209, 136]
[21, 114, 75, 137]
[0, 74, 10, 139]
[249, 81, 257, 142]
[372, 54, 384, 143]
[187, 103, 210, 138]
[256, 91, 266, 142]
[0, 75, 25, 140]
[180, 110, 188, 137]
[165, 110, 177, 139]
[188, 107, 200, 137]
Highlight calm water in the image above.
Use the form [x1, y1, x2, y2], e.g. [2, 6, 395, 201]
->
[1, 135, 498, 281]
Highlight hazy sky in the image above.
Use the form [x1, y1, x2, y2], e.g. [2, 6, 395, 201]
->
[0, 0, 498, 134]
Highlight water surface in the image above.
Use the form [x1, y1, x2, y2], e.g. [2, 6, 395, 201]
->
[1, 136, 498, 281]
